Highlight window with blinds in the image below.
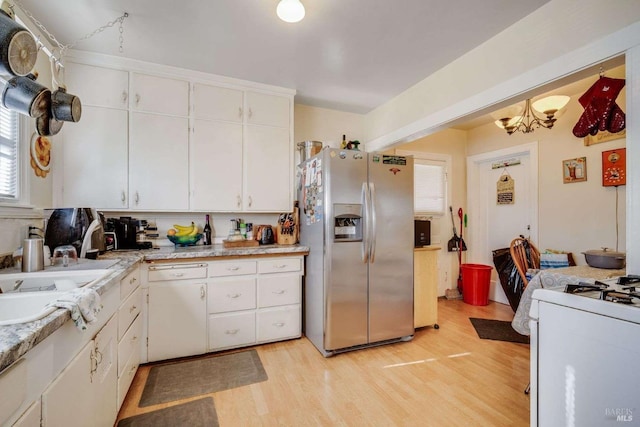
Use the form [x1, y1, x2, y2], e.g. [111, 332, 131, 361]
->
[0, 104, 19, 200]
[414, 160, 446, 215]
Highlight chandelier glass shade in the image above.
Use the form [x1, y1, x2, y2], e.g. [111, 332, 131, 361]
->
[277, 0, 305, 23]
[495, 95, 570, 135]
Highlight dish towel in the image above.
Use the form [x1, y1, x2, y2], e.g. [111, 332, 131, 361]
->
[46, 288, 103, 330]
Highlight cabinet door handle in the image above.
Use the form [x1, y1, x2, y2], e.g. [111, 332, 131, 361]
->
[248, 108, 253, 119]
[130, 277, 137, 284]
[237, 195, 242, 208]
[135, 192, 140, 205]
[201, 285, 206, 299]
[273, 322, 285, 327]
[227, 293, 241, 299]
[248, 196, 253, 207]
[121, 191, 126, 203]
[129, 305, 137, 313]
[172, 272, 184, 277]
[131, 335, 138, 342]
[122, 91, 128, 103]
[273, 264, 287, 269]
[90, 352, 98, 377]
[129, 364, 137, 375]
[238, 107, 243, 118]
[225, 329, 239, 335]
[272, 290, 286, 295]
[226, 266, 240, 271]
[135, 93, 140, 105]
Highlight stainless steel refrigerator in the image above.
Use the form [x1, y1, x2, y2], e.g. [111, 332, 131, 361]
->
[299, 148, 414, 356]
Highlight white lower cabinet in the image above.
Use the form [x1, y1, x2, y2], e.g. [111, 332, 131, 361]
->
[145, 256, 303, 360]
[12, 400, 40, 427]
[116, 266, 142, 410]
[41, 315, 118, 427]
[207, 257, 302, 352]
[209, 312, 256, 350]
[257, 305, 301, 343]
[147, 275, 208, 362]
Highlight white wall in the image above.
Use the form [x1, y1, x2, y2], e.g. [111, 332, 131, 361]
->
[364, 0, 640, 150]
[294, 104, 365, 156]
[395, 130, 467, 296]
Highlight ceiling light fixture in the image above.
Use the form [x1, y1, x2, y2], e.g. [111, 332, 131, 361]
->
[277, 0, 305, 23]
[495, 95, 570, 135]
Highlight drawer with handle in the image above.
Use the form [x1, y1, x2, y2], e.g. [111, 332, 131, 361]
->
[258, 258, 301, 274]
[117, 314, 142, 377]
[210, 261, 257, 277]
[257, 305, 301, 342]
[118, 286, 142, 340]
[258, 274, 301, 308]
[120, 267, 140, 301]
[147, 263, 207, 282]
[209, 312, 256, 350]
[208, 278, 256, 313]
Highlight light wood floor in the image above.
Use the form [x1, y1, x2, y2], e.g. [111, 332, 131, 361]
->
[117, 299, 530, 426]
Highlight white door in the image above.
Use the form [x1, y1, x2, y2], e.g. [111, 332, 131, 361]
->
[467, 142, 538, 304]
[62, 106, 128, 209]
[190, 119, 243, 211]
[42, 341, 94, 427]
[130, 73, 189, 116]
[147, 282, 207, 362]
[129, 112, 189, 210]
[92, 316, 118, 427]
[244, 125, 291, 211]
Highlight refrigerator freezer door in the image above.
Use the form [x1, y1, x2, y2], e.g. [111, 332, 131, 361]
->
[367, 154, 415, 343]
[324, 149, 369, 351]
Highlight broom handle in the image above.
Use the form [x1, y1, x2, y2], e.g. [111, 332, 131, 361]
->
[449, 206, 458, 235]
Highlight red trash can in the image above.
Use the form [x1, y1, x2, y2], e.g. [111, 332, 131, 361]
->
[461, 264, 492, 306]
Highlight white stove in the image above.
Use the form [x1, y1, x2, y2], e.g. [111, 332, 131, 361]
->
[529, 275, 640, 427]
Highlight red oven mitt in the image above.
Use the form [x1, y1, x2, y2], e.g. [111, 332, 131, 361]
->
[573, 77, 625, 138]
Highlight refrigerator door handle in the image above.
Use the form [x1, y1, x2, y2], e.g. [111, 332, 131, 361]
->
[362, 181, 370, 263]
[369, 182, 377, 263]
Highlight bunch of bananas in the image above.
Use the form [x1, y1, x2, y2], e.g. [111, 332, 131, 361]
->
[168, 222, 199, 237]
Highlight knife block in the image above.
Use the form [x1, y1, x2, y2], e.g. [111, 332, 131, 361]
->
[276, 207, 299, 245]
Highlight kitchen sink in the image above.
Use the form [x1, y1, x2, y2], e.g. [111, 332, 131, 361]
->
[0, 292, 62, 325]
[0, 269, 113, 326]
[0, 269, 112, 294]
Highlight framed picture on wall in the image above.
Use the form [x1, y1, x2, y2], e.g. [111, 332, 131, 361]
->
[563, 157, 587, 183]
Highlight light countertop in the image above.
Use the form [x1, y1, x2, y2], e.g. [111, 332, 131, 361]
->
[0, 244, 308, 373]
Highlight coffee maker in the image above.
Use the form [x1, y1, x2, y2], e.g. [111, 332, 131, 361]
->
[106, 217, 152, 250]
[44, 208, 106, 258]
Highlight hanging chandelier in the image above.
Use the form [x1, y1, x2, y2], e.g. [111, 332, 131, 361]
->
[495, 95, 570, 135]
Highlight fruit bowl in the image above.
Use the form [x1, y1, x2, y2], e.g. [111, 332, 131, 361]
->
[167, 233, 203, 247]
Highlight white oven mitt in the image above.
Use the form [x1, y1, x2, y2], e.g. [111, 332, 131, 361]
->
[46, 288, 103, 330]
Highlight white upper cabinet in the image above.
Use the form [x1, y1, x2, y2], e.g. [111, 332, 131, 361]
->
[56, 56, 293, 212]
[62, 106, 128, 209]
[129, 113, 189, 210]
[65, 63, 129, 109]
[190, 119, 243, 211]
[244, 125, 291, 211]
[191, 86, 293, 212]
[130, 73, 189, 116]
[193, 84, 243, 122]
[246, 91, 290, 128]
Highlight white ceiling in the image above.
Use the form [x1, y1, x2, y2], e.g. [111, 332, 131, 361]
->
[15, 0, 551, 114]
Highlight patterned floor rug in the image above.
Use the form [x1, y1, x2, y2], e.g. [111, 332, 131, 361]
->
[469, 318, 529, 344]
[118, 397, 218, 427]
[139, 349, 268, 407]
